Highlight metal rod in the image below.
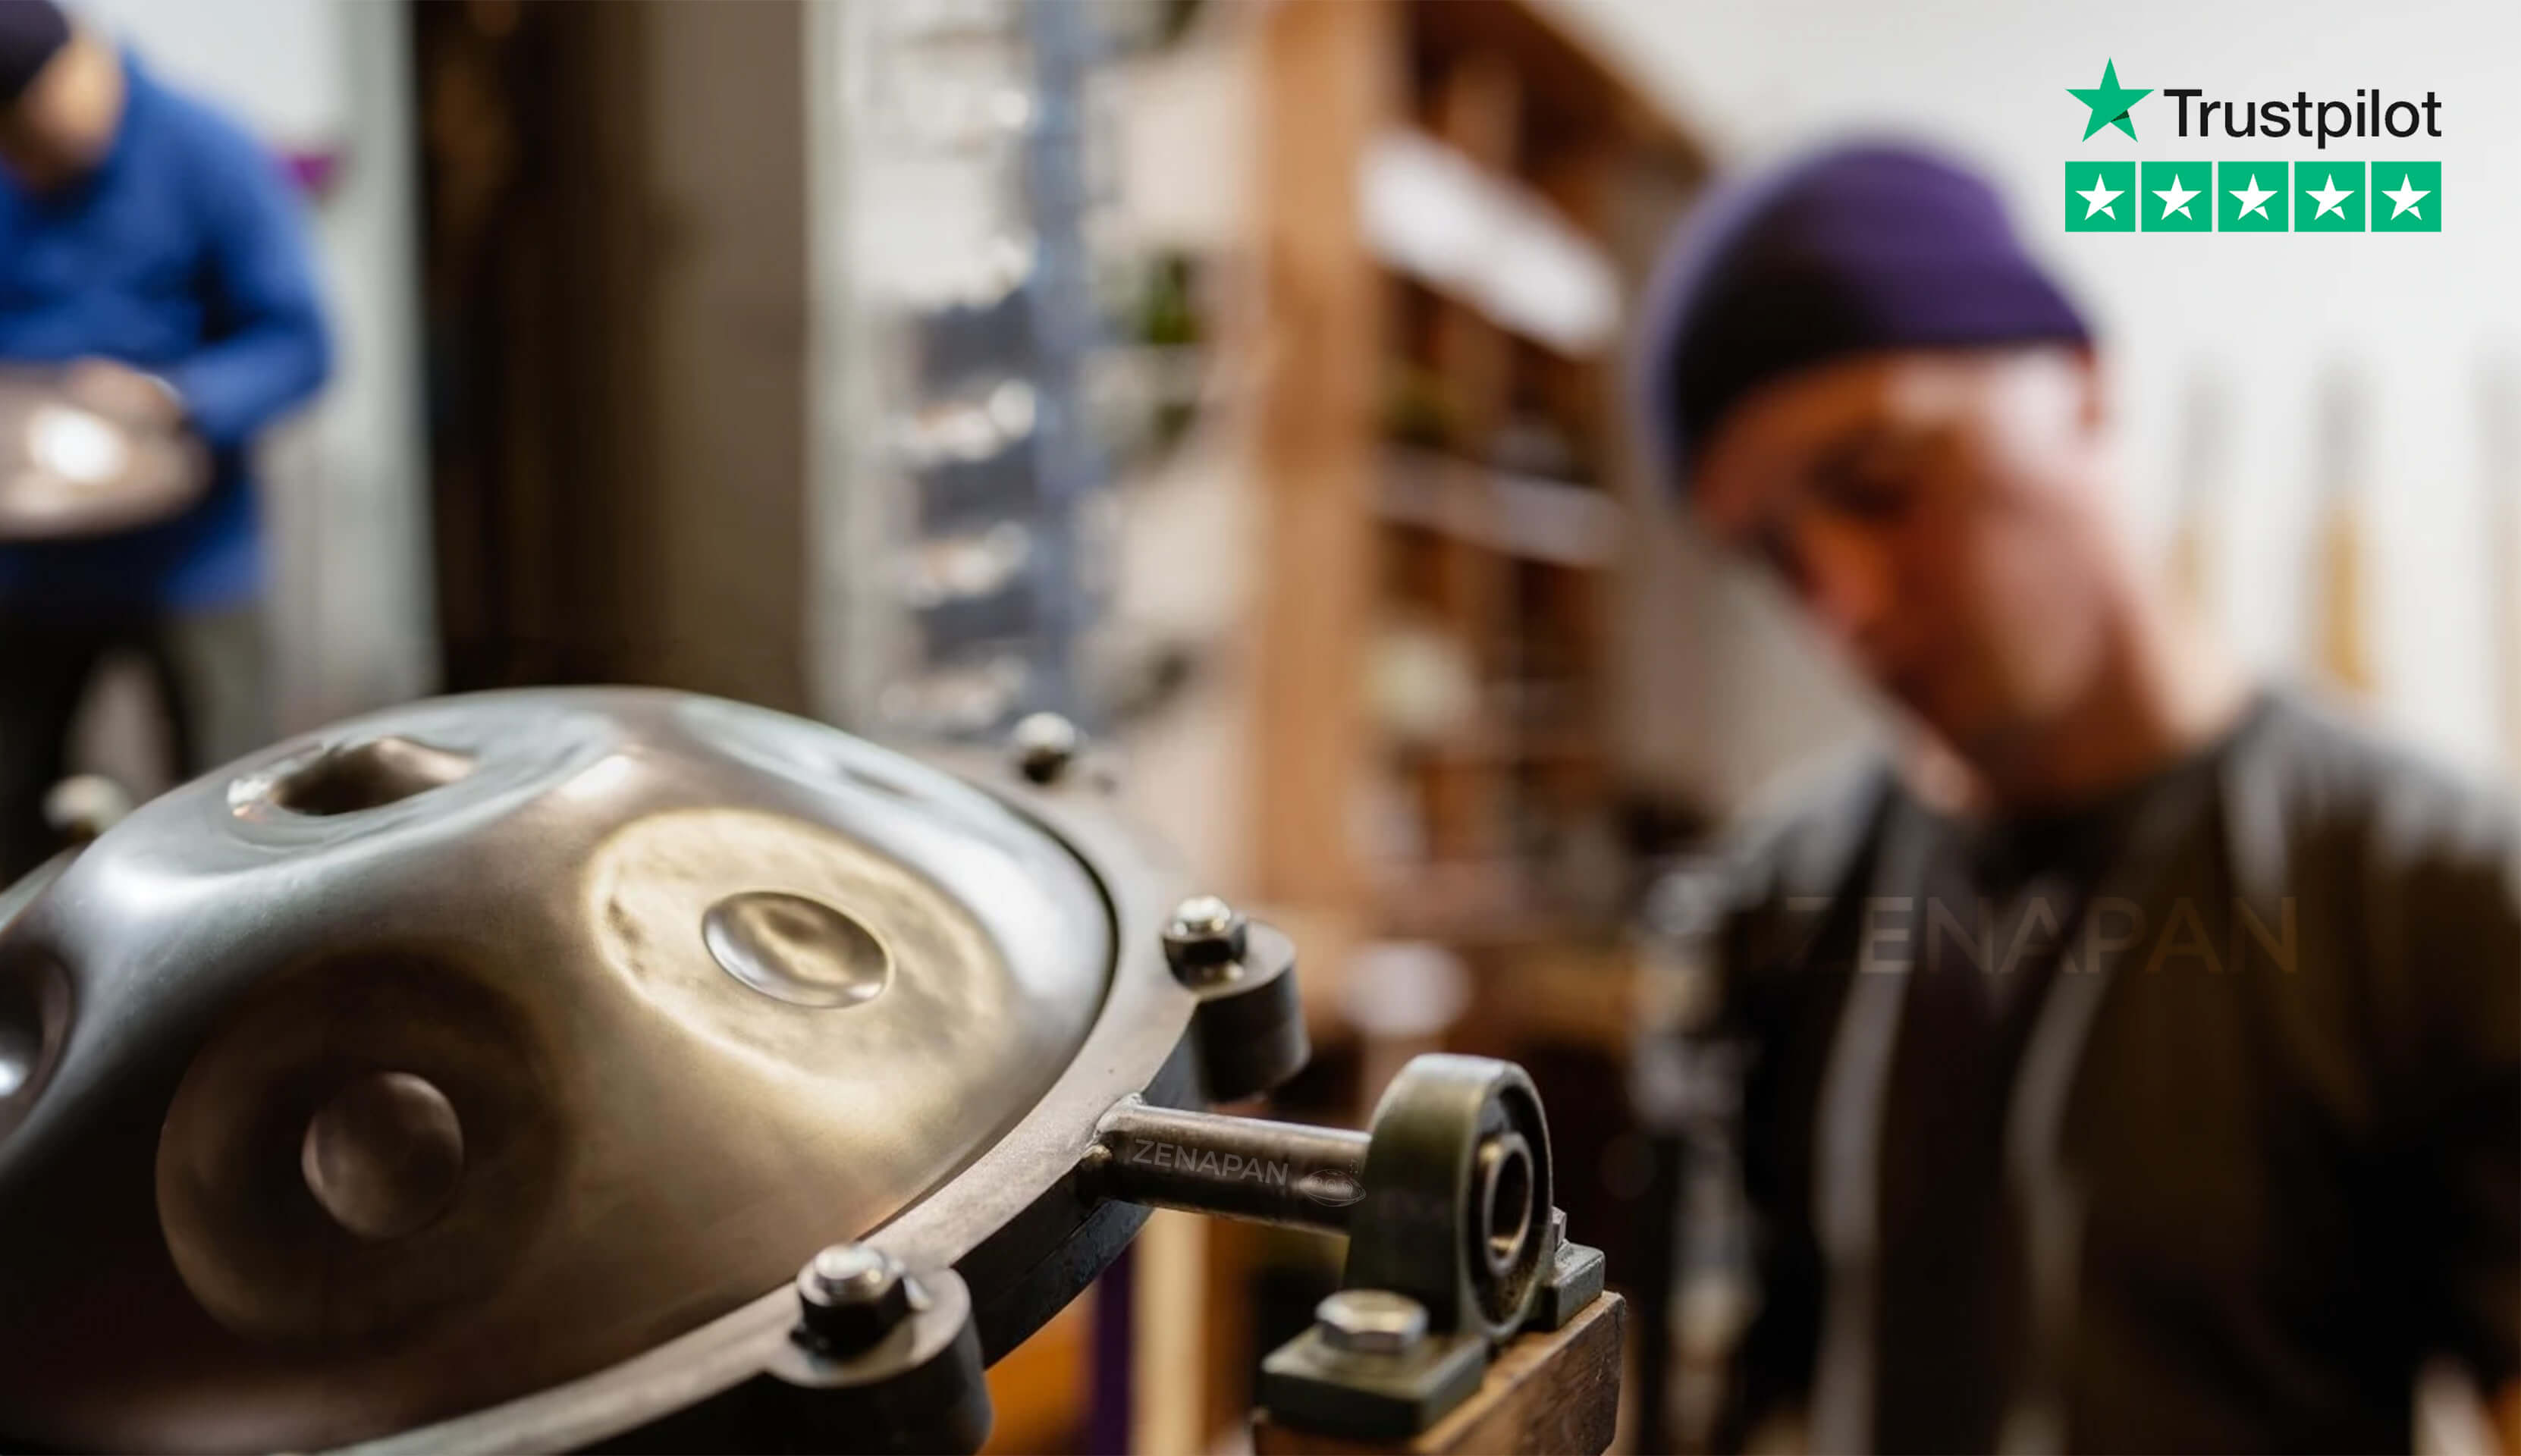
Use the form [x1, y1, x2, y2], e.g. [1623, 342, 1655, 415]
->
[1091, 1099, 1370, 1234]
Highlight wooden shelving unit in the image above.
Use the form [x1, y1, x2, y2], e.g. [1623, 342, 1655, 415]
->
[1076, 6, 1709, 1448]
[1253, 0, 1706, 978]
[1172, 2, 1711, 1449]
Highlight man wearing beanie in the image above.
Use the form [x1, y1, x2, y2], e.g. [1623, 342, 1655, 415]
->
[0, 0, 330, 877]
[1637, 143, 2518, 1452]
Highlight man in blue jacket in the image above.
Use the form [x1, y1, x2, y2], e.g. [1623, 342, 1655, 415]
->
[0, 0, 331, 877]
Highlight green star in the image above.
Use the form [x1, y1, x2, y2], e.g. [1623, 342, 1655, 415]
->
[2067, 59, 2152, 140]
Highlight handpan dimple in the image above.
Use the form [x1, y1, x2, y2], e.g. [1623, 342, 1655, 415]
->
[300, 1070, 466, 1241]
[702, 891, 892, 1009]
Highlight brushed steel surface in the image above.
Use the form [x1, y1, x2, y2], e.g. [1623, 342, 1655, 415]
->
[0, 689, 1112, 1452]
[332, 739, 1201, 1456]
[1091, 1098, 1370, 1232]
[300, 1070, 468, 1241]
[702, 891, 892, 1008]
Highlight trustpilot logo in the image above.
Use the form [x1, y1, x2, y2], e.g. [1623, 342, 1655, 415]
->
[2068, 59, 2152, 140]
[2062, 60, 2441, 233]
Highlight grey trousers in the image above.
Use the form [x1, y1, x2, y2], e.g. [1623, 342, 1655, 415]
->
[0, 604, 269, 880]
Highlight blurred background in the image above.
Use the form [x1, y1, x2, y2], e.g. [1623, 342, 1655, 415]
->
[21, 0, 2521, 1450]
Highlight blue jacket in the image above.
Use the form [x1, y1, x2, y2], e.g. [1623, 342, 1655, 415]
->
[0, 52, 332, 620]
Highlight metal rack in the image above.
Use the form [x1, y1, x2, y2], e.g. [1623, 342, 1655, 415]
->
[815, 0, 1117, 742]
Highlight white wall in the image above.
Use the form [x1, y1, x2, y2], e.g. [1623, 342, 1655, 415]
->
[80, 0, 435, 733]
[83, 0, 339, 146]
[1559, 0, 2521, 783]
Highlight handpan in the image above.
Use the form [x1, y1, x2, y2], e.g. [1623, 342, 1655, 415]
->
[0, 369, 207, 539]
[0, 689, 1600, 1454]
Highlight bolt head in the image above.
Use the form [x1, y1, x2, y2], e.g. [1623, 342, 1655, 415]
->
[42, 774, 130, 843]
[809, 1244, 894, 1300]
[1173, 894, 1235, 935]
[796, 1243, 912, 1354]
[1317, 1288, 1428, 1356]
[1163, 894, 1248, 981]
[1010, 712, 1080, 784]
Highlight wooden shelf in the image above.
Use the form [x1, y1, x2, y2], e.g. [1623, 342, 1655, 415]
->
[1370, 858, 1570, 943]
[1401, 727, 1606, 764]
[1378, 447, 1622, 569]
[1082, 5, 1707, 1444]
[1228, 5, 1705, 1439]
[1359, 129, 1622, 359]
[1253, 0, 1702, 933]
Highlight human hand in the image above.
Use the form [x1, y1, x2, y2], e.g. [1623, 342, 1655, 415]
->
[61, 357, 185, 432]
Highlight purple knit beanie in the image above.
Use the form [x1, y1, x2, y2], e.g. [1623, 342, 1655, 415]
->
[0, 0, 67, 109]
[1632, 140, 2090, 488]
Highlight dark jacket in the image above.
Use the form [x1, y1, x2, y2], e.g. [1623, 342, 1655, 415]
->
[1687, 689, 2519, 1452]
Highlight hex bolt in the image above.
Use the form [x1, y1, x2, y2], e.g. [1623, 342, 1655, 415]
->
[1163, 894, 1249, 982]
[1317, 1288, 1430, 1357]
[1010, 712, 1081, 785]
[42, 774, 130, 844]
[793, 1242, 912, 1355]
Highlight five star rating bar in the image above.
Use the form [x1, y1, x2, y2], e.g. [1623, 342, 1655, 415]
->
[2066, 159, 2439, 231]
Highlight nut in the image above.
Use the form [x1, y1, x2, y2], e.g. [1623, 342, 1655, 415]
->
[1009, 712, 1081, 785]
[794, 1243, 912, 1354]
[42, 774, 130, 843]
[1317, 1288, 1429, 1357]
[1162, 894, 1249, 981]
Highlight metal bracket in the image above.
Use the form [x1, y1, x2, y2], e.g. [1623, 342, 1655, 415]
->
[1069, 905, 1611, 1447]
[1344, 1054, 1557, 1343]
[1161, 896, 1309, 1103]
[1257, 1322, 1490, 1441]
[763, 1256, 994, 1454]
[1524, 1225, 1608, 1335]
